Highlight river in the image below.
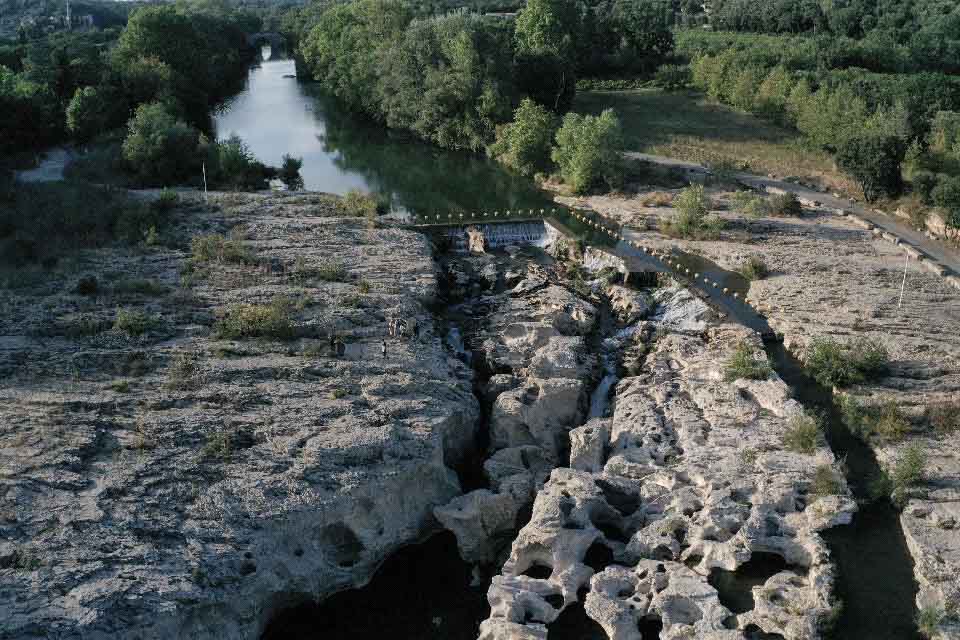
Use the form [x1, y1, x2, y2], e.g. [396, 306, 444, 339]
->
[212, 48, 554, 216]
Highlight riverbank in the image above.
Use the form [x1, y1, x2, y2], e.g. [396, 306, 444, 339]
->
[559, 184, 960, 638]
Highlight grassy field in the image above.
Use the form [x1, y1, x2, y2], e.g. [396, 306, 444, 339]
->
[574, 89, 858, 195]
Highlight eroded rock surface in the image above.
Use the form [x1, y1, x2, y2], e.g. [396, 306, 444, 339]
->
[482, 296, 855, 640]
[0, 193, 479, 639]
[565, 186, 960, 636]
[435, 251, 600, 564]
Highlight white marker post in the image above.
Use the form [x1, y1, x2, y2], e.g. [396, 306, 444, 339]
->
[202, 162, 208, 202]
[898, 252, 909, 309]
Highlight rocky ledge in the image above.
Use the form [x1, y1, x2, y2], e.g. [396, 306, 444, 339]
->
[0, 193, 478, 639]
[480, 287, 856, 640]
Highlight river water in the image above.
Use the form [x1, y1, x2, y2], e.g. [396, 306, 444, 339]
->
[213, 49, 553, 216]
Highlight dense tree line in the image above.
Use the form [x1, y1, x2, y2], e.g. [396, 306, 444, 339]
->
[295, 0, 673, 152]
[696, 0, 960, 75]
[0, 1, 305, 191]
[691, 49, 960, 209]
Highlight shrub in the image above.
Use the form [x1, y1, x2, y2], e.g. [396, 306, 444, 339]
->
[341, 189, 379, 221]
[912, 170, 938, 204]
[917, 605, 945, 639]
[316, 258, 348, 282]
[122, 102, 202, 186]
[205, 135, 277, 191]
[190, 233, 255, 265]
[840, 396, 909, 442]
[783, 413, 820, 454]
[928, 401, 960, 435]
[489, 98, 558, 177]
[279, 154, 304, 191]
[662, 183, 723, 238]
[932, 175, 960, 228]
[891, 443, 927, 493]
[767, 191, 803, 216]
[724, 340, 772, 382]
[740, 255, 769, 281]
[165, 351, 202, 390]
[113, 308, 162, 337]
[215, 297, 295, 340]
[552, 109, 624, 194]
[810, 464, 843, 496]
[653, 64, 690, 90]
[732, 191, 768, 217]
[357, 279, 371, 294]
[154, 189, 179, 213]
[836, 134, 906, 202]
[805, 336, 889, 387]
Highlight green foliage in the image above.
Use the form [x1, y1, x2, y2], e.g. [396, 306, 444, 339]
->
[917, 605, 945, 639]
[303, 2, 514, 152]
[662, 183, 725, 238]
[165, 351, 202, 390]
[341, 189, 380, 221]
[783, 413, 821, 454]
[836, 135, 907, 201]
[205, 135, 277, 191]
[731, 191, 768, 217]
[927, 401, 960, 435]
[190, 233, 256, 265]
[316, 258, 348, 282]
[552, 109, 624, 193]
[724, 340, 772, 382]
[215, 296, 296, 340]
[279, 154, 304, 191]
[490, 98, 559, 177]
[891, 443, 927, 493]
[122, 102, 202, 186]
[739, 255, 769, 281]
[653, 64, 690, 90]
[767, 191, 803, 216]
[113, 278, 169, 297]
[0, 64, 60, 153]
[844, 396, 911, 442]
[932, 176, 960, 228]
[810, 464, 843, 497]
[113, 308, 163, 337]
[805, 336, 889, 388]
[66, 86, 117, 145]
[912, 170, 938, 204]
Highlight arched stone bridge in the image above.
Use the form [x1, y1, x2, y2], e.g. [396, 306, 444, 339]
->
[247, 32, 286, 50]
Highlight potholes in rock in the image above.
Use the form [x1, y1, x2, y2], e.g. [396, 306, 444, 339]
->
[595, 478, 640, 516]
[320, 523, 365, 568]
[261, 532, 488, 639]
[707, 552, 788, 614]
[583, 540, 614, 572]
[521, 562, 553, 580]
[637, 615, 664, 640]
[544, 593, 565, 609]
[546, 592, 606, 640]
[592, 510, 631, 544]
[744, 623, 786, 640]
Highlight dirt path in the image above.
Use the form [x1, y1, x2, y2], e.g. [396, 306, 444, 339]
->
[14, 147, 71, 183]
[630, 151, 960, 277]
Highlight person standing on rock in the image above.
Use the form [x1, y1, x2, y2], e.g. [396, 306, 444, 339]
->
[381, 339, 387, 359]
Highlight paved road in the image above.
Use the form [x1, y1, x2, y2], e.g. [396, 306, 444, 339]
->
[630, 152, 960, 277]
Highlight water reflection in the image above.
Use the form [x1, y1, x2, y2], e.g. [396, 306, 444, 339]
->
[213, 56, 554, 215]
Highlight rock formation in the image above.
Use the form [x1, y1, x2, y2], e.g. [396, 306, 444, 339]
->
[480, 288, 856, 640]
[0, 193, 479, 639]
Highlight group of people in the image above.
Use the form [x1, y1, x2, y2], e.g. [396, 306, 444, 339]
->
[327, 314, 421, 360]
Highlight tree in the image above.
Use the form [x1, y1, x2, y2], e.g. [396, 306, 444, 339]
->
[513, 0, 579, 112]
[279, 155, 304, 191]
[551, 109, 624, 193]
[489, 98, 559, 176]
[836, 134, 907, 201]
[66, 86, 115, 144]
[121, 102, 202, 185]
[613, 0, 674, 71]
[932, 176, 960, 228]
